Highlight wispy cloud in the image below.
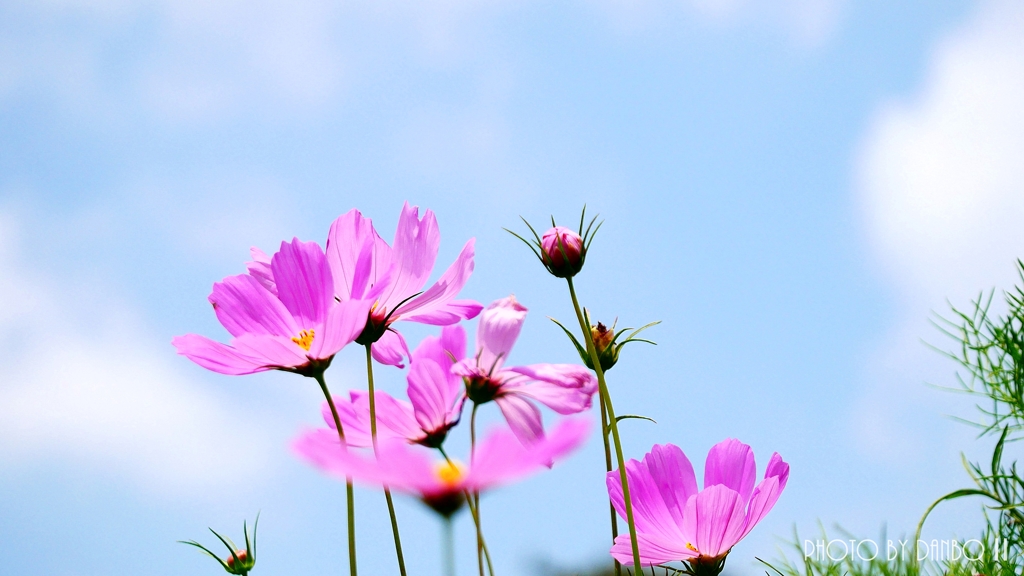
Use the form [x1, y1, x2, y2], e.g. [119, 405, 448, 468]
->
[0, 209, 279, 496]
[853, 0, 1024, 460]
[0, 0, 846, 125]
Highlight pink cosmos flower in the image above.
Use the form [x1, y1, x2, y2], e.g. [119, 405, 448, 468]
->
[321, 325, 467, 448]
[293, 418, 590, 517]
[325, 203, 483, 367]
[607, 439, 790, 569]
[172, 238, 372, 376]
[453, 296, 598, 447]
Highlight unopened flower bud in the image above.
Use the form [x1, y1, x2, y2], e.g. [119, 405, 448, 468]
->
[225, 550, 255, 575]
[540, 226, 585, 278]
[180, 517, 258, 576]
[589, 322, 619, 371]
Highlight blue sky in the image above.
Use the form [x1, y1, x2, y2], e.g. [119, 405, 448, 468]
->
[3, 0, 1024, 574]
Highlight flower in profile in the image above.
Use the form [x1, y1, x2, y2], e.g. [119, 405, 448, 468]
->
[293, 418, 590, 518]
[453, 296, 597, 446]
[607, 439, 789, 574]
[172, 238, 372, 377]
[321, 325, 467, 448]
[180, 517, 258, 576]
[325, 203, 483, 367]
[506, 207, 601, 279]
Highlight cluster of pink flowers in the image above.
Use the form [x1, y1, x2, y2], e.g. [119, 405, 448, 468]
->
[174, 203, 789, 576]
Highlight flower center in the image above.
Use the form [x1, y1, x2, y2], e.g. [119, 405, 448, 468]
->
[464, 373, 502, 404]
[434, 460, 465, 486]
[292, 330, 315, 351]
[687, 542, 699, 553]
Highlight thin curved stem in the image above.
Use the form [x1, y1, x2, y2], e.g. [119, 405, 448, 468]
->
[600, 395, 622, 576]
[444, 519, 456, 576]
[566, 277, 643, 576]
[470, 404, 485, 576]
[364, 345, 408, 576]
[438, 446, 495, 576]
[313, 372, 358, 576]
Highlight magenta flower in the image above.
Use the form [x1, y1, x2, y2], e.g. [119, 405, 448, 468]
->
[607, 439, 790, 570]
[453, 296, 597, 446]
[541, 226, 584, 276]
[321, 325, 467, 448]
[172, 238, 372, 376]
[293, 418, 590, 517]
[325, 203, 483, 367]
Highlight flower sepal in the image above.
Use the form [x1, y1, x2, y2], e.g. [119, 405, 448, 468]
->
[506, 206, 602, 279]
[179, 516, 258, 576]
[550, 311, 660, 372]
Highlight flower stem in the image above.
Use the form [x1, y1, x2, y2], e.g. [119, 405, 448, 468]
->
[443, 518, 456, 576]
[470, 404, 485, 576]
[566, 277, 643, 575]
[600, 393, 622, 576]
[364, 344, 408, 576]
[438, 446, 495, 576]
[313, 372, 358, 576]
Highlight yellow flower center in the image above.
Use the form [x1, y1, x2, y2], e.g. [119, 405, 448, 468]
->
[687, 542, 699, 553]
[292, 330, 315, 351]
[433, 460, 465, 486]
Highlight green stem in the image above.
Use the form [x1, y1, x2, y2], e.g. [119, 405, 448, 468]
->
[601, 394, 622, 576]
[444, 518, 456, 576]
[470, 404, 485, 576]
[439, 446, 495, 576]
[566, 277, 643, 575]
[364, 345, 408, 576]
[313, 372, 358, 576]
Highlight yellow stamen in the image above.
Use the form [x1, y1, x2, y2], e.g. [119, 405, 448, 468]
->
[686, 543, 699, 553]
[292, 330, 315, 351]
[433, 460, 465, 486]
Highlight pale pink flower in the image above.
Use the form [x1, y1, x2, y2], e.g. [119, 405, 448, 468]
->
[453, 296, 597, 446]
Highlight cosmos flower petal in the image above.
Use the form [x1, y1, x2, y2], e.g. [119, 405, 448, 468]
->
[326, 208, 393, 301]
[704, 438, 757, 504]
[310, 299, 374, 359]
[610, 532, 697, 567]
[494, 394, 545, 446]
[398, 239, 481, 325]
[643, 444, 699, 526]
[472, 294, 526, 372]
[209, 273, 299, 338]
[740, 453, 790, 539]
[370, 329, 411, 368]
[407, 358, 462, 435]
[245, 246, 277, 296]
[231, 333, 309, 368]
[684, 484, 748, 559]
[317, 394, 372, 447]
[502, 364, 597, 414]
[171, 334, 271, 375]
[466, 418, 589, 490]
[292, 431, 437, 493]
[271, 238, 334, 329]
[377, 203, 440, 310]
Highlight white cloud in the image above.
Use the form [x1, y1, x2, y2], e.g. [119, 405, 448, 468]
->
[0, 0, 845, 123]
[593, 0, 845, 45]
[0, 210, 278, 495]
[854, 0, 1024, 459]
